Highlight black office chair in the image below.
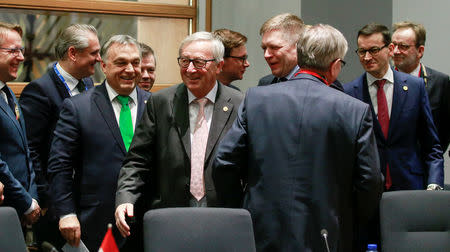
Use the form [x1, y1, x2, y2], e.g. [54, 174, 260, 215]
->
[0, 207, 28, 252]
[143, 207, 256, 252]
[380, 190, 450, 252]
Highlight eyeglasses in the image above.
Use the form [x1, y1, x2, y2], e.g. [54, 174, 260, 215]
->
[355, 45, 388, 57]
[177, 57, 216, 69]
[225, 54, 248, 64]
[0, 47, 24, 56]
[391, 42, 415, 51]
[336, 58, 346, 67]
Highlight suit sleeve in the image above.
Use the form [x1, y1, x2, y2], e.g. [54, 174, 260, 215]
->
[47, 98, 81, 217]
[354, 104, 383, 223]
[212, 93, 249, 208]
[0, 156, 33, 215]
[417, 79, 444, 186]
[115, 96, 156, 207]
[19, 82, 51, 207]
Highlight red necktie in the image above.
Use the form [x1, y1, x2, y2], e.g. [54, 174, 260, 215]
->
[376, 79, 392, 189]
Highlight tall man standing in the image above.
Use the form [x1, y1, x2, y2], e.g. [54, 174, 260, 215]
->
[115, 32, 243, 238]
[345, 23, 443, 191]
[48, 35, 150, 251]
[0, 21, 41, 225]
[258, 13, 303, 86]
[213, 24, 382, 252]
[391, 21, 450, 152]
[213, 28, 250, 91]
[19, 24, 100, 249]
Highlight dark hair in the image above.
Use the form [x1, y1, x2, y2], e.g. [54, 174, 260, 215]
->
[393, 21, 426, 47]
[213, 29, 247, 57]
[358, 23, 391, 45]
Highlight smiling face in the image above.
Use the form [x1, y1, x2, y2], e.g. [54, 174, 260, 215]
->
[219, 45, 250, 85]
[0, 29, 24, 82]
[101, 43, 141, 96]
[179, 40, 222, 98]
[261, 29, 297, 78]
[138, 54, 156, 91]
[391, 27, 423, 73]
[357, 33, 392, 78]
[72, 31, 101, 79]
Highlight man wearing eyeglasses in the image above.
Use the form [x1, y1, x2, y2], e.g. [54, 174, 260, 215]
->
[344, 23, 443, 249]
[0, 22, 41, 226]
[115, 32, 243, 239]
[392, 21, 450, 153]
[213, 29, 250, 91]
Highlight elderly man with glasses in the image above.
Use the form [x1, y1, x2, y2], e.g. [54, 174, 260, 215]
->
[115, 31, 243, 239]
[344, 23, 444, 250]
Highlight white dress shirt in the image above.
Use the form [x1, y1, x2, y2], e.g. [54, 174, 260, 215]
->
[105, 81, 138, 130]
[55, 63, 82, 96]
[367, 67, 395, 117]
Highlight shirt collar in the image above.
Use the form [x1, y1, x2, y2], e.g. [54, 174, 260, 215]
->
[187, 81, 218, 104]
[56, 62, 79, 90]
[410, 63, 421, 77]
[0, 80, 5, 90]
[367, 66, 394, 86]
[285, 65, 300, 80]
[105, 80, 138, 104]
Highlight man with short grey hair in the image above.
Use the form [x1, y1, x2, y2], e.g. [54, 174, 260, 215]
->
[213, 24, 382, 251]
[115, 31, 243, 238]
[47, 34, 150, 251]
[19, 24, 101, 249]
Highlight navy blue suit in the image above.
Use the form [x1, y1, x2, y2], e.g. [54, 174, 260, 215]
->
[48, 82, 150, 251]
[213, 75, 382, 252]
[0, 85, 37, 216]
[344, 70, 444, 190]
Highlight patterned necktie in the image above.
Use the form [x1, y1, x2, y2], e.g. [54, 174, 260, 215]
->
[117, 95, 133, 151]
[190, 98, 209, 201]
[1, 85, 16, 118]
[77, 79, 86, 93]
[376, 79, 392, 189]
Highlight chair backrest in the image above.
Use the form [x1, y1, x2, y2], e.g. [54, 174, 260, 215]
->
[0, 207, 28, 252]
[143, 207, 256, 252]
[380, 190, 450, 252]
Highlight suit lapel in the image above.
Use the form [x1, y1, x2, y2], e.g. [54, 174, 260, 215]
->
[135, 88, 147, 123]
[389, 71, 408, 138]
[0, 87, 27, 147]
[93, 82, 127, 154]
[172, 84, 191, 159]
[204, 84, 234, 163]
[49, 67, 72, 100]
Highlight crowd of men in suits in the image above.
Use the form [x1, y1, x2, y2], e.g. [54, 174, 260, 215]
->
[0, 11, 448, 252]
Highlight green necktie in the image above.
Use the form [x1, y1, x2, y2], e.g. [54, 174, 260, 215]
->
[116, 95, 133, 151]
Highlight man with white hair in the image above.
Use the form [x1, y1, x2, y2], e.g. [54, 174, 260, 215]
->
[213, 24, 382, 252]
[115, 31, 243, 238]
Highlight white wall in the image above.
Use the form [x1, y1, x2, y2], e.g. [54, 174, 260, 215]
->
[211, 0, 301, 91]
[393, 0, 450, 184]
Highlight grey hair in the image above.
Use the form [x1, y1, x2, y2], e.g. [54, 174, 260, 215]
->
[179, 31, 224, 62]
[101, 35, 141, 63]
[54, 24, 98, 60]
[297, 24, 348, 72]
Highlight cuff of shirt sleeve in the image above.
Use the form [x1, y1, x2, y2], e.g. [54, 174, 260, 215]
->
[427, 184, 443, 190]
[60, 213, 77, 220]
[24, 198, 37, 215]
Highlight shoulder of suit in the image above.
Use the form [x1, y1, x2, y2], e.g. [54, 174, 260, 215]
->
[219, 83, 243, 100]
[425, 66, 449, 80]
[258, 74, 274, 86]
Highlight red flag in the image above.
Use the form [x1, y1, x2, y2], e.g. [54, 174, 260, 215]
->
[98, 224, 119, 252]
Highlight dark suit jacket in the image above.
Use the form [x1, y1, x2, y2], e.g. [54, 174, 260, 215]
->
[47, 82, 150, 251]
[116, 83, 243, 209]
[0, 85, 37, 216]
[344, 71, 444, 190]
[19, 67, 94, 208]
[421, 66, 450, 152]
[213, 74, 383, 252]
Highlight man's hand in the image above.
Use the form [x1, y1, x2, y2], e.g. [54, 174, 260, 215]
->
[59, 215, 81, 247]
[24, 199, 41, 225]
[0, 182, 4, 204]
[115, 203, 134, 237]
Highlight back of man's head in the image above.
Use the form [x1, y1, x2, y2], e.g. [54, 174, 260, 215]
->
[55, 24, 98, 60]
[260, 13, 304, 45]
[358, 23, 391, 45]
[392, 21, 426, 47]
[213, 29, 247, 57]
[297, 24, 348, 72]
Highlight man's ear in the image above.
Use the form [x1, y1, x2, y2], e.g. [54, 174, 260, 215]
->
[67, 46, 77, 62]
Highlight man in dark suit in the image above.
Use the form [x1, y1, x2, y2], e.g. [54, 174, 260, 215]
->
[19, 24, 100, 249]
[115, 32, 243, 238]
[213, 28, 250, 91]
[258, 13, 304, 86]
[47, 35, 150, 251]
[213, 24, 383, 252]
[0, 22, 41, 225]
[392, 21, 450, 152]
[345, 23, 444, 191]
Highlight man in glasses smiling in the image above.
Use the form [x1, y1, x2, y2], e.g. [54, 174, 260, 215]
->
[214, 29, 250, 91]
[392, 21, 450, 153]
[344, 23, 444, 250]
